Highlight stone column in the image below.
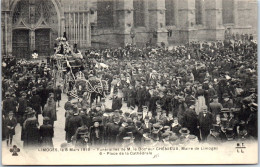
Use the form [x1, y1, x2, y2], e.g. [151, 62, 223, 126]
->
[204, 0, 225, 40]
[6, 10, 12, 55]
[116, 0, 134, 46]
[236, 0, 251, 28]
[60, 1, 65, 37]
[86, 13, 91, 47]
[178, 0, 196, 43]
[29, 30, 36, 52]
[148, 0, 168, 46]
[2, 0, 12, 55]
[233, 0, 238, 26]
[29, 0, 36, 53]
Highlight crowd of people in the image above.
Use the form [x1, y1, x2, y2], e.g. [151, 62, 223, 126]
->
[2, 33, 258, 149]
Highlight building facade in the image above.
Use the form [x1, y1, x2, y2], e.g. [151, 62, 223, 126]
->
[1, 0, 257, 57]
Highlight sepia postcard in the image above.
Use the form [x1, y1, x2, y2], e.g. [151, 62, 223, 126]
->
[1, 0, 258, 165]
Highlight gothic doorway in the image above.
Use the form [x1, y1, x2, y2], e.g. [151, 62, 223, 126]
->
[35, 29, 51, 57]
[12, 29, 29, 59]
[12, 0, 59, 58]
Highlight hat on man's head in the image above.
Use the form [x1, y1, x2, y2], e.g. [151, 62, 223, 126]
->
[249, 88, 256, 93]
[43, 117, 50, 122]
[221, 108, 230, 113]
[92, 117, 102, 123]
[223, 93, 229, 98]
[213, 95, 218, 99]
[179, 127, 190, 135]
[5, 92, 10, 97]
[126, 118, 133, 124]
[8, 111, 14, 116]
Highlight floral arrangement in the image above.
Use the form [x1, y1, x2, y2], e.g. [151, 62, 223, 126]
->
[55, 37, 72, 55]
[32, 53, 38, 59]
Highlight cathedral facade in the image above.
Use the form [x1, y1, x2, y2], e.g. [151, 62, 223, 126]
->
[1, 0, 257, 57]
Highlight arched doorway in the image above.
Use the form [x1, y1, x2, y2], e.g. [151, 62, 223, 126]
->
[12, 0, 59, 58]
[12, 29, 29, 59]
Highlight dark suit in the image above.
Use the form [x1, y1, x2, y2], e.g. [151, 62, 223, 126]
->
[198, 112, 213, 141]
[209, 102, 223, 118]
[67, 114, 83, 143]
[112, 97, 122, 110]
[39, 124, 54, 147]
[89, 126, 105, 145]
[106, 122, 121, 144]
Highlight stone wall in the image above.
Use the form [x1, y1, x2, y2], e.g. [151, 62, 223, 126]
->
[1, 0, 258, 55]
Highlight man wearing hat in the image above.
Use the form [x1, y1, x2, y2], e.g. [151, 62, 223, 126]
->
[5, 111, 17, 146]
[29, 88, 42, 120]
[206, 124, 221, 143]
[89, 117, 105, 145]
[117, 118, 136, 144]
[3, 91, 17, 117]
[198, 106, 213, 141]
[222, 93, 234, 108]
[142, 116, 153, 135]
[23, 110, 39, 148]
[209, 95, 223, 119]
[17, 92, 28, 124]
[247, 103, 257, 138]
[66, 108, 83, 143]
[161, 132, 171, 146]
[64, 96, 73, 117]
[171, 117, 182, 136]
[112, 94, 122, 111]
[132, 120, 143, 145]
[54, 85, 62, 107]
[106, 114, 121, 145]
[39, 117, 54, 147]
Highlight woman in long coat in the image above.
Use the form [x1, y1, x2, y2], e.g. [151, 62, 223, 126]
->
[43, 97, 57, 126]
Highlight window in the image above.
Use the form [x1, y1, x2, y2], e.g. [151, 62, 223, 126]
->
[133, 0, 145, 27]
[195, 0, 202, 25]
[222, 0, 234, 24]
[97, 0, 114, 28]
[165, 0, 175, 26]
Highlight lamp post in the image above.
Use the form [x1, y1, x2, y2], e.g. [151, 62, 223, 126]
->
[130, 28, 136, 45]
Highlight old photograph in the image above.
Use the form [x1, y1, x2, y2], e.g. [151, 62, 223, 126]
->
[1, 0, 258, 165]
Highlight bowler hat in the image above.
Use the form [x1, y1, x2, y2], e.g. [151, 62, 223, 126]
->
[8, 111, 14, 116]
[179, 128, 190, 135]
[92, 117, 102, 123]
[43, 117, 50, 121]
[126, 118, 133, 124]
[222, 93, 229, 98]
[221, 108, 230, 113]
[161, 132, 170, 138]
[136, 121, 142, 127]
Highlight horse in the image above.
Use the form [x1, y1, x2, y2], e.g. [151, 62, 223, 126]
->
[73, 77, 108, 107]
